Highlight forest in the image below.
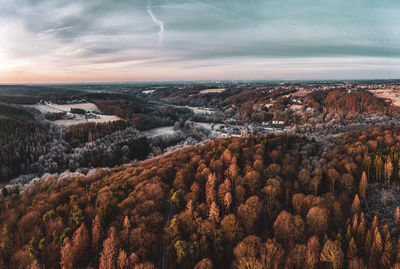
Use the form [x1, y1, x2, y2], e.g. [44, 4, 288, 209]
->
[0, 102, 152, 182]
[0, 102, 51, 180]
[306, 89, 389, 116]
[71, 93, 194, 131]
[2, 125, 400, 268]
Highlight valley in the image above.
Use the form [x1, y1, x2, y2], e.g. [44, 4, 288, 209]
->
[1, 81, 400, 268]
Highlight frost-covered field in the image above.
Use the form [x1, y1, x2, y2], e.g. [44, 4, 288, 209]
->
[26, 102, 101, 113]
[140, 126, 177, 137]
[53, 115, 121, 126]
[200, 88, 226, 94]
[24, 104, 61, 113]
[370, 89, 400, 107]
[51, 103, 101, 112]
[186, 106, 217, 114]
[25, 102, 120, 126]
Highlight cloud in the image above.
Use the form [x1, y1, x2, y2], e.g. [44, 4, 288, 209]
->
[146, 0, 165, 46]
[0, 0, 400, 82]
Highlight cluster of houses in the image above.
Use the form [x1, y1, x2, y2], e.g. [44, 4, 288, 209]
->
[67, 108, 100, 120]
[214, 122, 285, 138]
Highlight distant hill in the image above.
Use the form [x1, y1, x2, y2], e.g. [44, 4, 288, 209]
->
[0, 85, 81, 102]
[306, 88, 388, 115]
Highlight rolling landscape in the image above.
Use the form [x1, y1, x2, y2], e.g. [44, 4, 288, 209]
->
[1, 0, 400, 268]
[0, 82, 400, 269]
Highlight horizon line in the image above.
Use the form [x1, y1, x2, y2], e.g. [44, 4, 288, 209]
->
[1, 78, 400, 86]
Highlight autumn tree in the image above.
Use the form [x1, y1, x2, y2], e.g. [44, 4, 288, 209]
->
[310, 176, 320, 196]
[381, 233, 393, 268]
[359, 171, 367, 200]
[92, 215, 103, 253]
[320, 240, 344, 269]
[206, 173, 217, 205]
[305, 236, 320, 269]
[362, 155, 372, 179]
[224, 192, 233, 212]
[370, 228, 383, 268]
[348, 257, 366, 269]
[262, 184, 282, 222]
[374, 156, 384, 182]
[244, 170, 262, 195]
[221, 214, 244, 245]
[194, 258, 213, 269]
[225, 156, 240, 182]
[253, 159, 264, 173]
[71, 223, 90, 266]
[273, 210, 304, 244]
[384, 157, 393, 186]
[121, 216, 131, 247]
[372, 216, 379, 234]
[290, 243, 306, 268]
[298, 169, 311, 191]
[261, 238, 285, 268]
[364, 230, 372, 258]
[356, 214, 366, 247]
[237, 196, 263, 234]
[99, 227, 118, 269]
[340, 173, 354, 194]
[292, 193, 306, 216]
[351, 195, 361, 216]
[327, 169, 340, 195]
[395, 207, 400, 227]
[117, 249, 130, 269]
[233, 235, 262, 267]
[347, 237, 358, 260]
[60, 237, 73, 269]
[129, 253, 139, 266]
[209, 201, 220, 223]
[218, 178, 232, 208]
[306, 206, 329, 237]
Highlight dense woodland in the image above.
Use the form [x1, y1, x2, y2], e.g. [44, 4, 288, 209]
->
[65, 121, 130, 146]
[306, 89, 389, 116]
[0, 85, 80, 100]
[73, 93, 193, 131]
[0, 103, 51, 180]
[3, 125, 400, 268]
[0, 103, 152, 182]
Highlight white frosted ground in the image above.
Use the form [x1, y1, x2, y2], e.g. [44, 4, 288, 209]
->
[140, 126, 177, 137]
[200, 88, 226, 94]
[53, 115, 121, 126]
[25, 103, 121, 126]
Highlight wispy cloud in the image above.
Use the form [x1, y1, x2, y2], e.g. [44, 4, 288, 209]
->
[0, 0, 400, 82]
[146, 0, 164, 46]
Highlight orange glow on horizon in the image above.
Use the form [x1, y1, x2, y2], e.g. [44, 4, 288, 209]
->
[0, 71, 206, 84]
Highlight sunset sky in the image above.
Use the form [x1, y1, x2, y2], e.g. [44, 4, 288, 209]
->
[1, 0, 400, 83]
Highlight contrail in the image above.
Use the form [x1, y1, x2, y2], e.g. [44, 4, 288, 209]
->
[146, 0, 164, 46]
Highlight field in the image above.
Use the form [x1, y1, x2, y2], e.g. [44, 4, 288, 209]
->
[199, 88, 226, 94]
[140, 126, 177, 137]
[25, 102, 121, 126]
[53, 114, 121, 126]
[369, 89, 400, 106]
[27, 102, 101, 113]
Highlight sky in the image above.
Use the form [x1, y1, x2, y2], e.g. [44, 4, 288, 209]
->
[0, 0, 400, 83]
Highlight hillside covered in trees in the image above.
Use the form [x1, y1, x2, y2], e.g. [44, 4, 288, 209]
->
[3, 125, 400, 268]
[0, 103, 151, 182]
[306, 89, 389, 116]
[71, 93, 194, 131]
[0, 102, 51, 180]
